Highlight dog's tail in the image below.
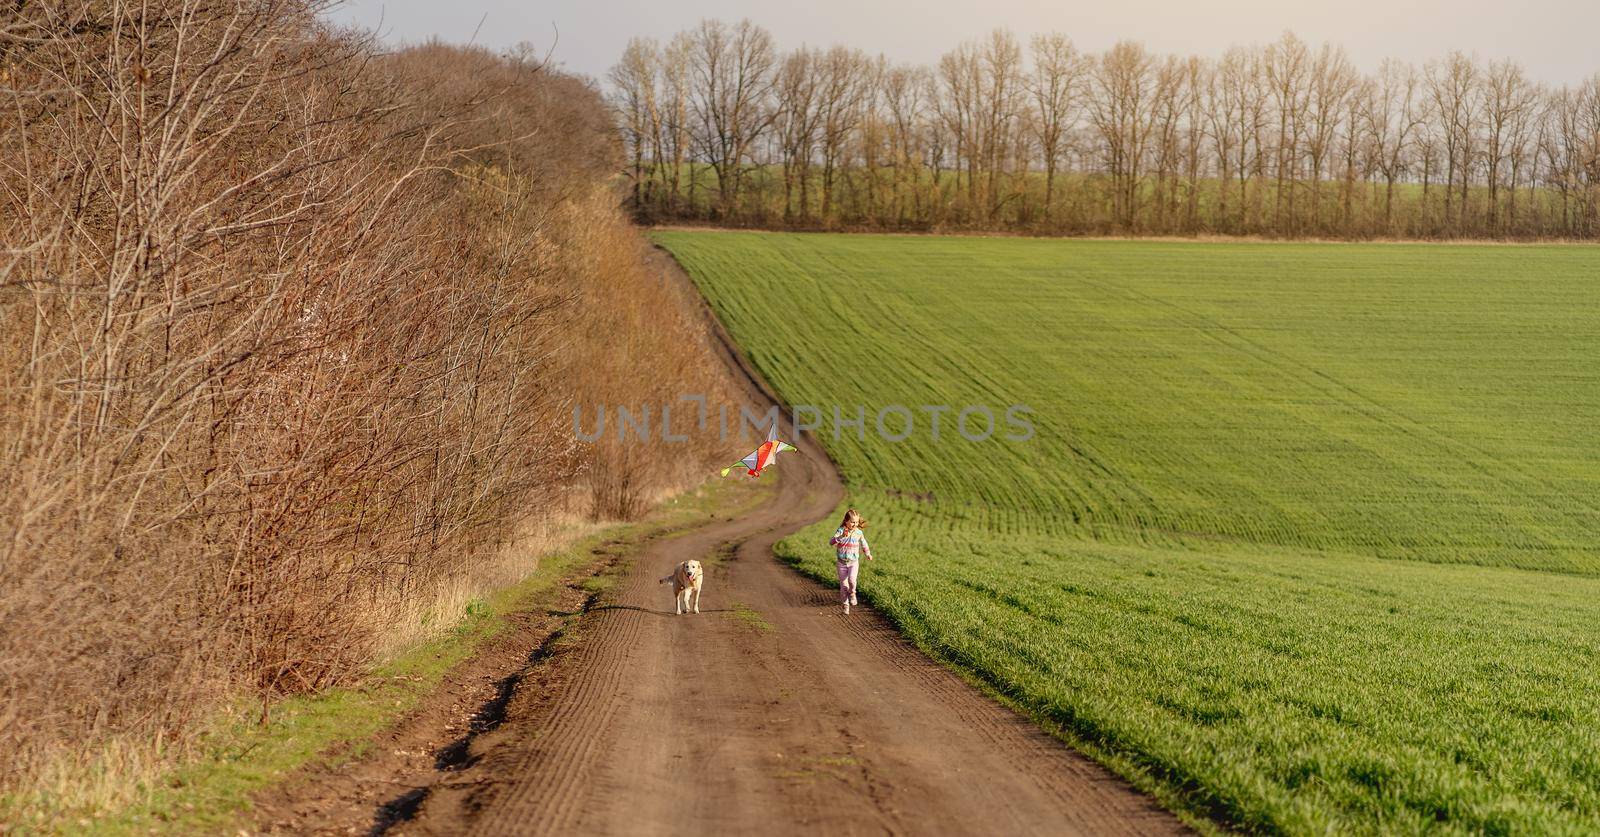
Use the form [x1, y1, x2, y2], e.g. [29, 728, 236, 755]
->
[658, 574, 673, 585]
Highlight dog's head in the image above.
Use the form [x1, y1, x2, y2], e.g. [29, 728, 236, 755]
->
[682, 559, 701, 581]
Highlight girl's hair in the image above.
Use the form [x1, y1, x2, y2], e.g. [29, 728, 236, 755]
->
[839, 508, 867, 530]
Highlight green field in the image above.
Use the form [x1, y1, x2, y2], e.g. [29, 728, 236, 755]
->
[654, 230, 1600, 834]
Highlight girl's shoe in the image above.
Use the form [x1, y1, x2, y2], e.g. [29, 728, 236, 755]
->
[849, 596, 857, 606]
[843, 603, 851, 615]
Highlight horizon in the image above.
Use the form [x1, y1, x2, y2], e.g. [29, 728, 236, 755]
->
[324, 0, 1600, 87]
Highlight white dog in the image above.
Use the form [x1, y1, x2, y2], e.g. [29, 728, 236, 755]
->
[659, 559, 703, 615]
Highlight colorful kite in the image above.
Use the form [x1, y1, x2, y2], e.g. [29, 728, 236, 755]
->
[721, 424, 798, 478]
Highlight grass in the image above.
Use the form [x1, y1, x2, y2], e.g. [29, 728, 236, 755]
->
[655, 229, 1600, 834]
[10, 476, 772, 835]
[727, 602, 775, 633]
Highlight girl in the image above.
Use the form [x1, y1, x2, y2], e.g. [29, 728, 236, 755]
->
[828, 508, 874, 614]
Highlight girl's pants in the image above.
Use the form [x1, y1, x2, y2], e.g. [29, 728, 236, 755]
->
[836, 561, 859, 604]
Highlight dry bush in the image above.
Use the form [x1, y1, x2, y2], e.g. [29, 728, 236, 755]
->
[556, 188, 738, 519]
[0, 0, 735, 810]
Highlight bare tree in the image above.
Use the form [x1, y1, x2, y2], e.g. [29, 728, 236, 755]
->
[1266, 32, 1311, 233]
[1369, 59, 1425, 233]
[978, 30, 1026, 220]
[881, 62, 932, 225]
[661, 33, 695, 214]
[853, 57, 892, 222]
[1502, 76, 1544, 233]
[1426, 51, 1481, 231]
[610, 38, 660, 211]
[1305, 42, 1357, 233]
[1087, 41, 1159, 230]
[1211, 46, 1268, 233]
[1206, 51, 1242, 231]
[774, 47, 824, 222]
[817, 46, 871, 221]
[936, 41, 984, 219]
[1480, 58, 1540, 233]
[1149, 55, 1196, 231]
[1180, 57, 1208, 232]
[688, 19, 778, 218]
[1028, 33, 1083, 222]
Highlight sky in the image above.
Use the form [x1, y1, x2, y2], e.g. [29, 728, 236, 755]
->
[323, 0, 1600, 88]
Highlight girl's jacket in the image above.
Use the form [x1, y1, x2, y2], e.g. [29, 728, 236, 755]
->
[830, 527, 872, 564]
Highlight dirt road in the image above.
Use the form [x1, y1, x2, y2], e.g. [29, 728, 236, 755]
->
[350, 256, 1188, 836]
[399, 444, 1185, 835]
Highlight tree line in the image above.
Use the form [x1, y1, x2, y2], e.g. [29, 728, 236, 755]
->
[609, 21, 1600, 239]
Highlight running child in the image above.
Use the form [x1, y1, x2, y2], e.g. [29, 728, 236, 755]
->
[829, 508, 873, 614]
